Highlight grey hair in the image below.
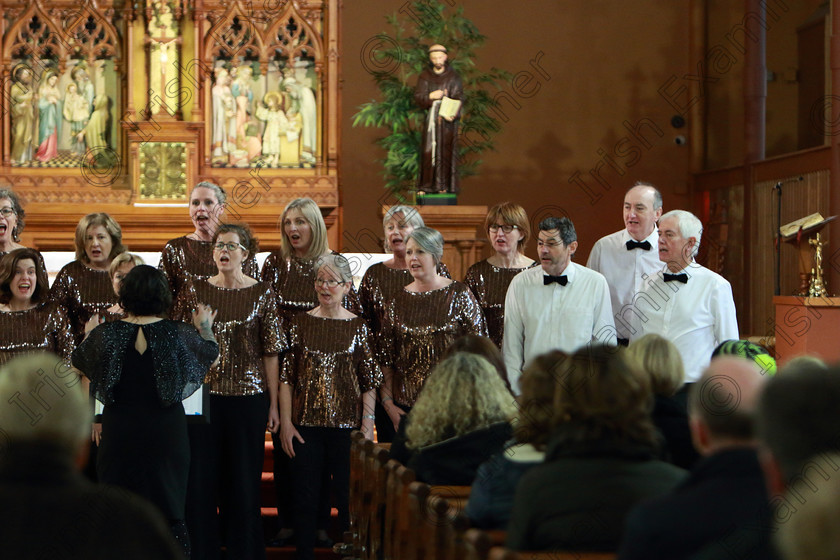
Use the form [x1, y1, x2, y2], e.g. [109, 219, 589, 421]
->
[383, 206, 426, 252]
[0, 188, 25, 241]
[631, 181, 663, 211]
[406, 227, 444, 264]
[0, 353, 91, 453]
[538, 216, 577, 246]
[314, 253, 353, 284]
[660, 210, 702, 257]
[193, 181, 227, 205]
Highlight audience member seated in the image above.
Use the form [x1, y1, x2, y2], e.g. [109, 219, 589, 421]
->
[506, 345, 685, 552]
[465, 350, 560, 529]
[742, 360, 840, 560]
[442, 333, 511, 392]
[775, 453, 840, 560]
[627, 333, 699, 469]
[0, 353, 182, 559]
[388, 352, 515, 485]
[711, 339, 777, 376]
[617, 356, 772, 560]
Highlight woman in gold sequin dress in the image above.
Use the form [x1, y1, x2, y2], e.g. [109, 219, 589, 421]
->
[465, 202, 536, 348]
[379, 227, 488, 431]
[0, 188, 46, 269]
[279, 254, 381, 560]
[0, 248, 73, 366]
[49, 213, 127, 344]
[174, 223, 283, 560]
[84, 252, 146, 330]
[358, 205, 450, 442]
[262, 197, 360, 547]
[159, 182, 259, 302]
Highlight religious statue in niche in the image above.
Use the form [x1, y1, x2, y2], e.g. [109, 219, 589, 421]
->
[211, 68, 236, 161]
[10, 64, 35, 164]
[146, 0, 182, 117]
[8, 59, 116, 168]
[414, 44, 463, 194]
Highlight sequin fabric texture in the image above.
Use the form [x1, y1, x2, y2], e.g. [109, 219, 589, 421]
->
[49, 260, 117, 344]
[281, 313, 382, 428]
[358, 261, 451, 335]
[173, 279, 283, 396]
[0, 301, 74, 366]
[379, 281, 488, 406]
[72, 320, 219, 406]
[261, 251, 363, 319]
[464, 259, 537, 348]
[159, 236, 260, 299]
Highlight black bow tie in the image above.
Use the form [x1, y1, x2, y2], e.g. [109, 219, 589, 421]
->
[626, 240, 652, 251]
[544, 275, 568, 286]
[663, 273, 688, 284]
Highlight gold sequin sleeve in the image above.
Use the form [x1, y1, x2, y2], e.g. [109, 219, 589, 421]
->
[464, 259, 536, 348]
[0, 302, 75, 366]
[261, 251, 363, 320]
[48, 260, 117, 344]
[159, 236, 259, 300]
[379, 281, 487, 406]
[281, 313, 382, 427]
[175, 279, 284, 396]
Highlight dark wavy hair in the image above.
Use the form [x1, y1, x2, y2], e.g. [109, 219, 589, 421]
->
[551, 345, 657, 448]
[0, 248, 48, 304]
[0, 188, 25, 241]
[213, 223, 259, 257]
[118, 265, 172, 316]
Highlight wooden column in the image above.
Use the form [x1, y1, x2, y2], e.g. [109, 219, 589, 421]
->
[830, 0, 840, 295]
[743, 0, 766, 308]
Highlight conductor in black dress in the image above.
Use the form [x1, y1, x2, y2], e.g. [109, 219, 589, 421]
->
[72, 265, 219, 558]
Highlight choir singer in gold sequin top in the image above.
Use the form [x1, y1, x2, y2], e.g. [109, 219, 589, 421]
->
[173, 222, 283, 560]
[465, 203, 536, 348]
[378, 227, 488, 431]
[279, 253, 381, 560]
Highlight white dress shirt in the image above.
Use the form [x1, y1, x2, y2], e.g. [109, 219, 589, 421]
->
[587, 228, 661, 340]
[503, 261, 616, 393]
[628, 261, 739, 383]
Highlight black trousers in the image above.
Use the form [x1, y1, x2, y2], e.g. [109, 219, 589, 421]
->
[373, 400, 411, 443]
[289, 426, 353, 560]
[271, 432, 332, 530]
[188, 393, 268, 560]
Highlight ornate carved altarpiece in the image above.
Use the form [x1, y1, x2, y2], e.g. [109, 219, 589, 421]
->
[0, 0, 341, 251]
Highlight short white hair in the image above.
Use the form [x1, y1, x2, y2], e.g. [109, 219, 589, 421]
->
[660, 209, 703, 257]
[0, 353, 90, 453]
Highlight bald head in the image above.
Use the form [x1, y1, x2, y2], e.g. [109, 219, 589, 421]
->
[689, 356, 768, 448]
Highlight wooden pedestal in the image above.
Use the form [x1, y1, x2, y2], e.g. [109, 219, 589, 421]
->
[774, 295, 840, 365]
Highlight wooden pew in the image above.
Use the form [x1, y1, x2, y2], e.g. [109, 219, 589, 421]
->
[382, 460, 416, 560]
[364, 442, 390, 560]
[345, 430, 367, 557]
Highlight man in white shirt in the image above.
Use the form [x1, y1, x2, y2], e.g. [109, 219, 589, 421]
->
[587, 182, 663, 345]
[503, 216, 615, 393]
[629, 210, 739, 383]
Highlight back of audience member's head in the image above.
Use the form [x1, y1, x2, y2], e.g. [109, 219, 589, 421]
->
[551, 345, 656, 448]
[118, 265, 173, 316]
[775, 453, 840, 560]
[405, 353, 516, 450]
[777, 354, 827, 375]
[712, 339, 777, 376]
[688, 356, 768, 453]
[444, 334, 510, 391]
[516, 351, 565, 451]
[627, 334, 685, 397]
[0, 353, 90, 457]
[756, 362, 840, 489]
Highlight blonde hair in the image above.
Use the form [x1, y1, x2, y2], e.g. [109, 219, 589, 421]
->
[0, 353, 90, 452]
[405, 353, 516, 449]
[108, 252, 145, 281]
[280, 198, 329, 259]
[627, 334, 685, 397]
[74, 213, 126, 263]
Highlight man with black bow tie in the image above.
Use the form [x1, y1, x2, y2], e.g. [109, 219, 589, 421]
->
[587, 182, 663, 345]
[503, 216, 614, 393]
[630, 210, 739, 383]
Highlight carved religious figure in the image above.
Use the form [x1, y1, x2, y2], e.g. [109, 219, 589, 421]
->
[211, 68, 236, 162]
[35, 71, 62, 162]
[281, 76, 317, 164]
[76, 95, 110, 165]
[64, 83, 89, 156]
[147, 0, 181, 116]
[231, 64, 261, 162]
[414, 44, 463, 194]
[10, 65, 35, 164]
[255, 91, 290, 167]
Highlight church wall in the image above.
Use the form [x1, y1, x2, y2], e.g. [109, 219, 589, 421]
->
[340, 0, 693, 269]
